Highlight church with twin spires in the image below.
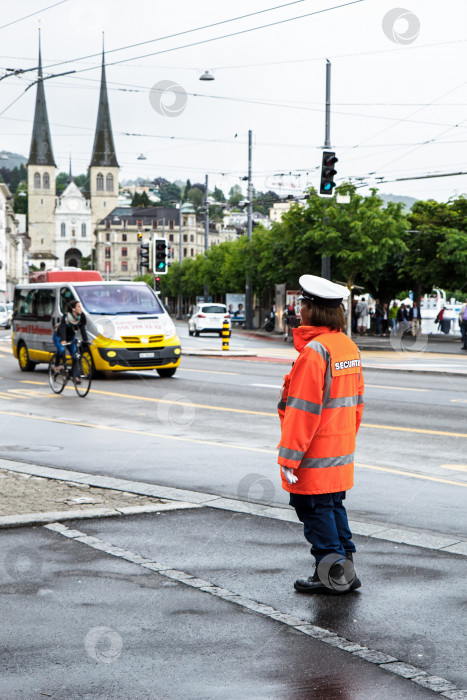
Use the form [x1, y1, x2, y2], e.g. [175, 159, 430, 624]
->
[27, 37, 119, 269]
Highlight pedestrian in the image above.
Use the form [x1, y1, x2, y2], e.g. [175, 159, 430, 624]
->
[351, 297, 358, 335]
[277, 274, 364, 594]
[459, 299, 467, 349]
[408, 301, 422, 336]
[396, 303, 409, 332]
[355, 297, 369, 335]
[284, 302, 297, 341]
[382, 303, 389, 336]
[374, 299, 384, 336]
[388, 301, 398, 331]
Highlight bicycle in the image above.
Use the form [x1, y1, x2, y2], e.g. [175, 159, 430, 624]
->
[48, 339, 92, 397]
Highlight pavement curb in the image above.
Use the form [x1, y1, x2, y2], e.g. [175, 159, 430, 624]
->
[0, 501, 200, 529]
[43, 521, 467, 699]
[1, 458, 466, 556]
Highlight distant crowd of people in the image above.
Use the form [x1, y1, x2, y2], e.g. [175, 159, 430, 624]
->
[352, 297, 422, 336]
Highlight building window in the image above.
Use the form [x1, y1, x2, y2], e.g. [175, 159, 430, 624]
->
[105, 232, 110, 242]
[189, 216, 194, 226]
[105, 219, 110, 230]
[61, 222, 66, 237]
[105, 247, 111, 259]
[152, 220, 157, 229]
[106, 173, 114, 191]
[34, 172, 41, 189]
[122, 233, 127, 242]
[123, 219, 127, 228]
[96, 173, 104, 191]
[190, 235, 194, 242]
[169, 234, 174, 242]
[81, 223, 86, 237]
[183, 234, 188, 242]
[190, 248, 194, 257]
[122, 247, 128, 257]
[43, 172, 50, 189]
[183, 248, 187, 258]
[121, 261, 128, 272]
[137, 220, 142, 229]
[169, 220, 174, 230]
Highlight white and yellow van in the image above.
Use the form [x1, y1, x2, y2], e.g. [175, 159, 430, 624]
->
[12, 270, 181, 376]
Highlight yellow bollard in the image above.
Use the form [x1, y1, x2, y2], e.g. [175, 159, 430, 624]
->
[222, 320, 230, 351]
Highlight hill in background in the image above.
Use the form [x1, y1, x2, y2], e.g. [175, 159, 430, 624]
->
[379, 193, 418, 210]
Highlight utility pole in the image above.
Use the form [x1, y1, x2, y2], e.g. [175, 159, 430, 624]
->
[245, 130, 254, 329]
[177, 199, 183, 318]
[204, 174, 209, 302]
[321, 59, 332, 281]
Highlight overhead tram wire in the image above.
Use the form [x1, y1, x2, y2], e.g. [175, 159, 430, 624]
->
[0, 0, 69, 31]
[39, 0, 308, 71]
[41, 0, 366, 76]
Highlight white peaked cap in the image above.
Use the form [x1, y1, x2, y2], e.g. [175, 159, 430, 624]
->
[298, 274, 350, 309]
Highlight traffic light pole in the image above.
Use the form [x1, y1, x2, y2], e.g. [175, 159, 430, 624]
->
[204, 174, 209, 303]
[245, 130, 254, 330]
[321, 59, 332, 280]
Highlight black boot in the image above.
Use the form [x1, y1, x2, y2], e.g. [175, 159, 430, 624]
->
[294, 556, 361, 594]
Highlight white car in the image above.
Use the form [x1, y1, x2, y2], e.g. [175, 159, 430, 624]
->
[0, 303, 10, 329]
[188, 303, 231, 337]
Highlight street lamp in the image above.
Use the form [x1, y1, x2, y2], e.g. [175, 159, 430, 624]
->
[199, 70, 214, 81]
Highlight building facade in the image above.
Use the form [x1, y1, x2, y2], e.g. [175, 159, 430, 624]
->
[95, 203, 236, 280]
[0, 184, 26, 301]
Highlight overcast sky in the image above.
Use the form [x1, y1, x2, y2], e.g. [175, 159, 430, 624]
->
[1, 0, 466, 202]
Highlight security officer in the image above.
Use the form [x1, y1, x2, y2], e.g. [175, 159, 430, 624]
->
[277, 275, 364, 594]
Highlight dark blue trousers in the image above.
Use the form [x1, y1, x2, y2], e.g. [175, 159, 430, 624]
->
[290, 491, 356, 564]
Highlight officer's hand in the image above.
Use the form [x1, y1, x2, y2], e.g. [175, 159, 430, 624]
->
[282, 466, 298, 484]
[61, 341, 67, 345]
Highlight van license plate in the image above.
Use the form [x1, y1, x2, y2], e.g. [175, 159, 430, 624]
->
[139, 352, 155, 358]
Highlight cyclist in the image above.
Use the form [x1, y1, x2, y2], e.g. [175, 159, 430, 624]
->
[53, 300, 89, 380]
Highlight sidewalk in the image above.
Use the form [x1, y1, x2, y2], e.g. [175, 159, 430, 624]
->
[1, 459, 466, 698]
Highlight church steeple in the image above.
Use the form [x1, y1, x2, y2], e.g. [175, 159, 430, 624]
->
[28, 32, 56, 166]
[90, 44, 118, 168]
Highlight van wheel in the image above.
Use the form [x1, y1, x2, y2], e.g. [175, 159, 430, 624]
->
[82, 348, 102, 379]
[157, 368, 176, 378]
[18, 343, 36, 372]
[188, 329, 194, 336]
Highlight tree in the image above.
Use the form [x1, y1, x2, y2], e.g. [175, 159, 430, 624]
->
[213, 186, 226, 202]
[187, 186, 204, 210]
[158, 182, 182, 205]
[56, 172, 69, 195]
[131, 191, 151, 207]
[228, 185, 243, 207]
[13, 182, 28, 214]
[183, 179, 192, 200]
[253, 190, 279, 215]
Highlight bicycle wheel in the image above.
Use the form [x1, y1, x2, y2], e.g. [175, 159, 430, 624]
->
[73, 355, 92, 397]
[48, 357, 66, 394]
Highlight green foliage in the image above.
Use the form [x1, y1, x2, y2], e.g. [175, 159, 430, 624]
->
[228, 184, 243, 206]
[252, 190, 279, 215]
[213, 186, 226, 202]
[13, 182, 28, 214]
[187, 186, 204, 210]
[158, 181, 182, 205]
[131, 191, 151, 207]
[0, 164, 27, 193]
[56, 172, 69, 195]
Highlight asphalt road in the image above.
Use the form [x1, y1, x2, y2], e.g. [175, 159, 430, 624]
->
[1, 327, 466, 538]
[1, 327, 466, 699]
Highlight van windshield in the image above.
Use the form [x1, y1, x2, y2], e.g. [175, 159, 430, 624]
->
[75, 285, 164, 315]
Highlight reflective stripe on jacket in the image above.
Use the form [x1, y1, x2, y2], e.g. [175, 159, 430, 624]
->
[278, 325, 364, 495]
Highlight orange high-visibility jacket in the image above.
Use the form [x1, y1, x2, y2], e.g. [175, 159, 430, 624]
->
[278, 325, 364, 495]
